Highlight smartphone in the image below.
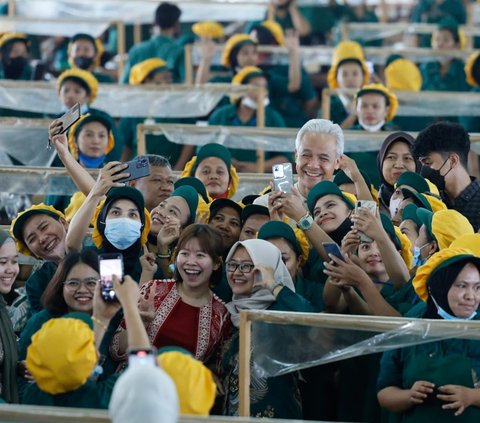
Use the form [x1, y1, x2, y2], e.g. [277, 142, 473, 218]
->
[128, 348, 157, 367]
[272, 163, 293, 193]
[58, 103, 81, 134]
[99, 253, 123, 302]
[355, 200, 377, 243]
[322, 242, 345, 261]
[115, 156, 151, 183]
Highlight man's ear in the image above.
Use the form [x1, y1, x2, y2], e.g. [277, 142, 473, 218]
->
[334, 156, 341, 170]
[449, 152, 460, 169]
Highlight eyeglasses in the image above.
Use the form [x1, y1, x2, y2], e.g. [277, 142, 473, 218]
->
[226, 262, 255, 274]
[63, 278, 98, 291]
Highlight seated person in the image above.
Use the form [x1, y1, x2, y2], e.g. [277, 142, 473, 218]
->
[459, 51, 480, 132]
[239, 204, 270, 241]
[0, 32, 32, 80]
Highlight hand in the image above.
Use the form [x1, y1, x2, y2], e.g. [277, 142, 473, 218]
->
[328, 276, 353, 292]
[157, 216, 181, 249]
[323, 253, 370, 287]
[140, 245, 158, 275]
[138, 282, 156, 326]
[350, 207, 383, 241]
[284, 29, 300, 53]
[252, 264, 276, 291]
[92, 281, 121, 323]
[18, 360, 35, 382]
[409, 380, 435, 405]
[113, 274, 140, 307]
[48, 120, 69, 156]
[197, 37, 217, 61]
[438, 385, 477, 416]
[231, 159, 257, 173]
[90, 161, 129, 198]
[338, 155, 362, 183]
[270, 186, 308, 222]
[196, 210, 209, 224]
[268, 190, 287, 221]
[341, 228, 361, 257]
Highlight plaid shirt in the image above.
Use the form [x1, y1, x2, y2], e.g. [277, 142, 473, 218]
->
[442, 178, 480, 232]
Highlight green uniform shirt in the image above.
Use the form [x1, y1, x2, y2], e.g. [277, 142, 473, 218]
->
[328, 95, 349, 126]
[25, 261, 58, 314]
[459, 86, 480, 132]
[18, 309, 57, 360]
[420, 58, 469, 92]
[121, 35, 185, 83]
[208, 103, 285, 162]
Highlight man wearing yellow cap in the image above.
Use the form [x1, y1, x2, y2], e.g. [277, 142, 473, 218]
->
[121, 3, 184, 83]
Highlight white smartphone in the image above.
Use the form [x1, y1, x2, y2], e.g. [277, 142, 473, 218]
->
[272, 163, 293, 193]
[355, 200, 377, 243]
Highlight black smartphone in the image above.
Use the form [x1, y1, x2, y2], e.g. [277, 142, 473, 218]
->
[128, 348, 157, 367]
[115, 156, 151, 183]
[98, 253, 123, 302]
[58, 103, 81, 134]
[322, 242, 345, 261]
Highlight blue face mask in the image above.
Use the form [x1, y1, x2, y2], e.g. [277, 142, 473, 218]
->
[431, 295, 477, 321]
[78, 152, 106, 169]
[104, 218, 142, 250]
[413, 242, 432, 267]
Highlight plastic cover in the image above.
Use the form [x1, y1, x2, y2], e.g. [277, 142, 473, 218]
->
[0, 81, 251, 118]
[249, 311, 480, 378]
[0, 17, 110, 37]
[0, 119, 56, 166]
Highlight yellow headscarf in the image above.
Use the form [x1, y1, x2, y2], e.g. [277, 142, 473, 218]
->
[355, 83, 398, 121]
[57, 68, 99, 104]
[327, 40, 370, 89]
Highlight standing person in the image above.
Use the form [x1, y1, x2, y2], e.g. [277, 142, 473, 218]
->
[412, 122, 480, 231]
[121, 3, 184, 83]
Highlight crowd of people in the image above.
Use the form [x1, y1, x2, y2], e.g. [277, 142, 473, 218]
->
[1, 0, 480, 422]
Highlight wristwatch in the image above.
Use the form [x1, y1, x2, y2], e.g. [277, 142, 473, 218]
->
[297, 212, 314, 231]
[270, 281, 284, 295]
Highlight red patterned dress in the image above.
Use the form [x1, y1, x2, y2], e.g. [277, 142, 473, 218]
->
[110, 280, 231, 368]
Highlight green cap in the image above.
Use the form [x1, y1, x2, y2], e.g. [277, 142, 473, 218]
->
[194, 143, 231, 172]
[307, 181, 354, 215]
[209, 198, 242, 220]
[431, 255, 480, 284]
[416, 208, 434, 240]
[241, 204, 269, 224]
[380, 213, 401, 250]
[396, 172, 429, 194]
[174, 177, 209, 204]
[171, 186, 199, 225]
[385, 54, 403, 68]
[257, 220, 301, 257]
[333, 170, 373, 190]
[401, 189, 432, 212]
[401, 203, 422, 228]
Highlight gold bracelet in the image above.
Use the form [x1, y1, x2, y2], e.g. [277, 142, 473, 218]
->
[92, 316, 107, 330]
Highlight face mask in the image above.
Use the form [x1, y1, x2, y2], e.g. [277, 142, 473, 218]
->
[389, 197, 402, 218]
[241, 96, 270, 110]
[413, 242, 432, 267]
[104, 218, 142, 250]
[78, 152, 106, 169]
[4, 56, 28, 79]
[431, 294, 477, 321]
[73, 56, 94, 70]
[420, 158, 452, 192]
[358, 119, 385, 133]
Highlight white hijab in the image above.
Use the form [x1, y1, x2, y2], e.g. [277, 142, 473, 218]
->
[225, 239, 295, 328]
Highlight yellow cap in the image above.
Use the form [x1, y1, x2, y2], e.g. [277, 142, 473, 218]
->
[385, 58, 422, 91]
[129, 58, 168, 85]
[157, 351, 216, 415]
[424, 193, 446, 212]
[431, 209, 474, 250]
[192, 21, 224, 39]
[425, 179, 440, 196]
[355, 83, 398, 121]
[394, 225, 413, 269]
[260, 20, 285, 46]
[413, 248, 475, 302]
[221, 34, 257, 68]
[0, 32, 28, 49]
[450, 234, 480, 255]
[465, 51, 480, 87]
[327, 40, 370, 89]
[57, 68, 99, 104]
[26, 317, 96, 394]
[10, 203, 65, 256]
[232, 65, 264, 85]
[293, 227, 310, 266]
[67, 113, 115, 160]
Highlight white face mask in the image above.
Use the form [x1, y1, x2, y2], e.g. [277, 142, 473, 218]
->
[358, 118, 386, 132]
[389, 197, 402, 218]
[241, 96, 270, 110]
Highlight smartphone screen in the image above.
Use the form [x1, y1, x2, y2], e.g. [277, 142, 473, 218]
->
[322, 242, 345, 261]
[272, 163, 293, 193]
[99, 254, 123, 302]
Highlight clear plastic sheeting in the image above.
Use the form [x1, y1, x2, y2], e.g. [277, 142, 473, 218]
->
[0, 119, 56, 166]
[0, 17, 110, 38]
[146, 124, 401, 153]
[0, 81, 252, 118]
[13, 0, 268, 23]
[247, 311, 480, 378]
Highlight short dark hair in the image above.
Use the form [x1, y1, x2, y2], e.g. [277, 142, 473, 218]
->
[135, 154, 171, 169]
[412, 122, 470, 168]
[251, 25, 277, 46]
[471, 55, 480, 86]
[41, 249, 99, 315]
[154, 3, 181, 30]
[173, 224, 223, 287]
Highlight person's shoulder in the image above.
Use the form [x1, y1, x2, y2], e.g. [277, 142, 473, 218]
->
[266, 106, 286, 127]
[209, 103, 236, 121]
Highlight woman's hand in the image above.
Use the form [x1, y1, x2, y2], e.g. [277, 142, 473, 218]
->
[196, 37, 217, 61]
[156, 216, 181, 249]
[252, 264, 276, 291]
[91, 161, 129, 198]
[48, 120, 69, 157]
[92, 281, 121, 324]
[341, 228, 361, 257]
[138, 283, 156, 326]
[322, 253, 370, 288]
[438, 385, 478, 416]
[113, 275, 140, 308]
[140, 245, 158, 276]
[351, 206, 383, 241]
[409, 381, 435, 405]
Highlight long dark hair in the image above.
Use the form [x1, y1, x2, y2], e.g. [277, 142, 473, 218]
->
[173, 224, 223, 287]
[41, 249, 99, 315]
